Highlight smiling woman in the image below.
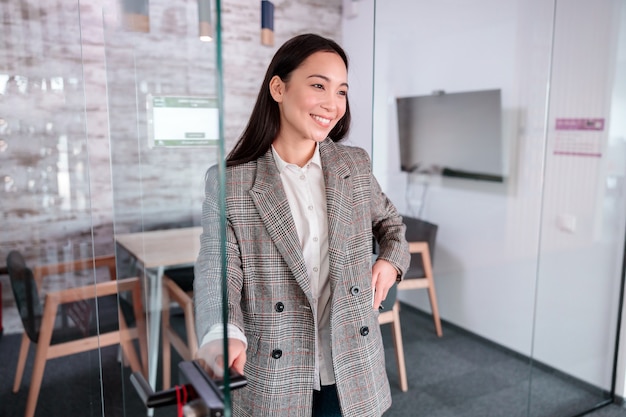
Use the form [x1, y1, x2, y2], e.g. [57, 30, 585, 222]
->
[193, 33, 410, 417]
[269, 51, 349, 165]
[224, 34, 352, 167]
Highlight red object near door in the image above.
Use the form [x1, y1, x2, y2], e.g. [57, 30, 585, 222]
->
[0, 280, 3, 337]
[0, 266, 6, 337]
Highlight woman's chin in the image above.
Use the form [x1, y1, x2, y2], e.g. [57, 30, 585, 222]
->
[309, 133, 329, 142]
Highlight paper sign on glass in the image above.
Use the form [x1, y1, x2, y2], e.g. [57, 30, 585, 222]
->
[147, 95, 219, 147]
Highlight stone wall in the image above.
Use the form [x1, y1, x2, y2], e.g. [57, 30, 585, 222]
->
[0, 0, 342, 253]
[0, 0, 342, 327]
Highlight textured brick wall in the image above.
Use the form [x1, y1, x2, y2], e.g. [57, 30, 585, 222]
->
[0, 0, 342, 252]
[0, 0, 342, 326]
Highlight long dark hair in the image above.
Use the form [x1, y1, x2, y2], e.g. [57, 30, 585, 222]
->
[226, 33, 351, 167]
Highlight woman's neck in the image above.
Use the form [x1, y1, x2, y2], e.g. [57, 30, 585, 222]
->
[272, 139, 317, 167]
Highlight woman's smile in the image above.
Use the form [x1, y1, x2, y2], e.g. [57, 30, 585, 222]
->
[270, 51, 348, 146]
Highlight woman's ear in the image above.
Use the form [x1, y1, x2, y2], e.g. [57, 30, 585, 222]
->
[269, 75, 284, 103]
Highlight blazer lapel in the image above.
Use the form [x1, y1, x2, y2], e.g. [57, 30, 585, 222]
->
[249, 150, 312, 297]
[319, 140, 351, 289]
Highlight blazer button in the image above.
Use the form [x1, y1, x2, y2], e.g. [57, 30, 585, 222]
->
[360, 326, 370, 336]
[275, 302, 285, 312]
[271, 349, 283, 359]
[349, 285, 360, 296]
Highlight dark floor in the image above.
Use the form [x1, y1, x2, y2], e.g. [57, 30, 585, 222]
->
[585, 406, 626, 417]
[1, 305, 625, 416]
[381, 305, 626, 417]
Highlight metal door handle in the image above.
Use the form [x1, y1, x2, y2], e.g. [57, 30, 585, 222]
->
[131, 360, 247, 416]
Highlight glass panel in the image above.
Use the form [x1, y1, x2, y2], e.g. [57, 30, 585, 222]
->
[0, 2, 126, 417]
[101, 0, 228, 415]
[529, 0, 626, 415]
[1, 1, 228, 416]
[373, 1, 540, 413]
[372, 0, 625, 416]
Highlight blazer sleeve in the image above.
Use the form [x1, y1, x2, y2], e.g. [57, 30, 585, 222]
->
[194, 165, 245, 342]
[365, 151, 411, 279]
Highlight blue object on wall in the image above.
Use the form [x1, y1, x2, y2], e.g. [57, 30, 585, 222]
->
[261, 0, 274, 46]
[120, 0, 150, 32]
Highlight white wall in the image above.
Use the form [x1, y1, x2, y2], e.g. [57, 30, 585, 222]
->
[343, 0, 626, 394]
[341, 0, 375, 153]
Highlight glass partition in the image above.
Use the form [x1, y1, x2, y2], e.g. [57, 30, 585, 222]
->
[0, 2, 137, 417]
[0, 1, 230, 416]
[529, 0, 625, 414]
[372, 0, 626, 416]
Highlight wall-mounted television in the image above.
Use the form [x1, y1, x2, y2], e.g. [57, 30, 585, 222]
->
[396, 89, 504, 182]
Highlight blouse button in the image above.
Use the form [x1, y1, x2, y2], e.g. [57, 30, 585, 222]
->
[271, 349, 283, 359]
[360, 326, 370, 336]
[275, 302, 285, 312]
[350, 285, 360, 296]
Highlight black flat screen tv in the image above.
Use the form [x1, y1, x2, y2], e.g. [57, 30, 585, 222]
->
[396, 89, 504, 182]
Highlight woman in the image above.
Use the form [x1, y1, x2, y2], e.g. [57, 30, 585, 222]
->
[194, 33, 410, 417]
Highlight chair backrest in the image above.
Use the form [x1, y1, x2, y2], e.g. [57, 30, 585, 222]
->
[165, 266, 195, 292]
[402, 216, 438, 279]
[6, 250, 43, 342]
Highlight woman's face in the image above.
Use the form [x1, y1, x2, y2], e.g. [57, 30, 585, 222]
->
[270, 51, 348, 145]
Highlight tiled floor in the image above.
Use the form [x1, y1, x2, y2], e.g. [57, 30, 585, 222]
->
[584, 404, 626, 416]
[2, 296, 626, 416]
[381, 306, 622, 417]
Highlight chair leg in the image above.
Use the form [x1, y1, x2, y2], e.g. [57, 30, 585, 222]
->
[131, 278, 149, 376]
[25, 330, 53, 417]
[13, 333, 31, 392]
[421, 247, 443, 338]
[390, 301, 408, 392]
[427, 281, 443, 337]
[161, 288, 172, 390]
[118, 313, 142, 373]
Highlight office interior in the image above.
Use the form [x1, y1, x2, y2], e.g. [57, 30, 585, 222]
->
[0, 0, 625, 416]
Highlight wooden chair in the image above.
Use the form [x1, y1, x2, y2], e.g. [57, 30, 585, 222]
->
[6, 250, 148, 417]
[378, 283, 408, 392]
[161, 266, 198, 389]
[398, 216, 443, 337]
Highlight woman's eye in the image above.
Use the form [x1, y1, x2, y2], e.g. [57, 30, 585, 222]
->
[312, 84, 324, 89]
[338, 90, 347, 97]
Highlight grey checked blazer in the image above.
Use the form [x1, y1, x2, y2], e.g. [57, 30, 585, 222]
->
[195, 138, 410, 417]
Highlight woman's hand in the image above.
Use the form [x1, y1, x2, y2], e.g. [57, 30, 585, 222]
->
[371, 259, 398, 310]
[195, 338, 247, 378]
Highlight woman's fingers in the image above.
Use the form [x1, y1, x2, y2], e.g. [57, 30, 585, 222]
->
[371, 259, 397, 310]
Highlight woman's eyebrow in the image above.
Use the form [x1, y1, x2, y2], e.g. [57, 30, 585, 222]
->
[307, 74, 349, 89]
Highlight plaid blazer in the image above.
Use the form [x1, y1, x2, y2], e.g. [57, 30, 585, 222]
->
[195, 139, 410, 417]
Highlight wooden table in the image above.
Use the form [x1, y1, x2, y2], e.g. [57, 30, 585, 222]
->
[115, 227, 202, 393]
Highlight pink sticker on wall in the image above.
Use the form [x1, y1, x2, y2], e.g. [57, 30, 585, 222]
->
[555, 118, 604, 131]
[553, 118, 604, 157]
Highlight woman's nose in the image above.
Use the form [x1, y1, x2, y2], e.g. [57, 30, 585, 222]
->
[320, 93, 338, 111]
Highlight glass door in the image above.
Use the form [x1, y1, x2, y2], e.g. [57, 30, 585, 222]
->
[101, 0, 231, 415]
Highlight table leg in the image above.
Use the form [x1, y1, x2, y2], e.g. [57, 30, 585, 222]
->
[146, 265, 164, 416]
